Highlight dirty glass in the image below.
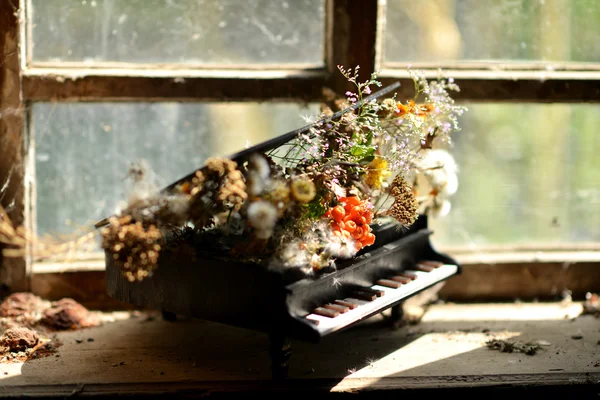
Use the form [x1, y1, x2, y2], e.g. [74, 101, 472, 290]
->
[429, 103, 600, 249]
[32, 102, 319, 237]
[32, 102, 600, 250]
[30, 0, 325, 65]
[383, 0, 600, 64]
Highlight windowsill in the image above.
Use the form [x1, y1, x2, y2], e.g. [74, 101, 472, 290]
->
[449, 249, 600, 264]
[24, 65, 326, 79]
[32, 260, 106, 274]
[1, 302, 598, 397]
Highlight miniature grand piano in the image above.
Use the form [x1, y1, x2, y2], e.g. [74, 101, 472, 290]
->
[99, 82, 461, 380]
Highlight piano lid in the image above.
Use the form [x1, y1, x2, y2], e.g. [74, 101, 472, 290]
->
[94, 81, 401, 229]
[96, 68, 471, 286]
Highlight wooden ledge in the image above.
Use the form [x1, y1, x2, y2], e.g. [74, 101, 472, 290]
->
[0, 302, 599, 397]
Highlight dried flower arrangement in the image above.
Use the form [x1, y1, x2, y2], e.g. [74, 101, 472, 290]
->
[97, 66, 467, 283]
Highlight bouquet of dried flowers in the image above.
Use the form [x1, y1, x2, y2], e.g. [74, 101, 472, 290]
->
[100, 66, 467, 283]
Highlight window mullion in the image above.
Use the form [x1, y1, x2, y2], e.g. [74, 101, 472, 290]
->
[22, 70, 327, 102]
[0, 1, 29, 293]
[377, 76, 600, 102]
[326, 0, 379, 94]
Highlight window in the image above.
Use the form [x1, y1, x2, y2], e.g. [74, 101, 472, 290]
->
[26, 0, 325, 274]
[1, 0, 598, 303]
[378, 0, 600, 258]
[30, 0, 325, 66]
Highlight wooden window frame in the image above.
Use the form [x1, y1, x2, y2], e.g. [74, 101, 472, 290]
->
[1, 0, 599, 307]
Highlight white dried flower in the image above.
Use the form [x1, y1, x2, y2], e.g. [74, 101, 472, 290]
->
[162, 194, 190, 225]
[247, 200, 277, 238]
[428, 198, 452, 218]
[278, 240, 311, 268]
[323, 230, 357, 259]
[247, 154, 271, 196]
[310, 253, 330, 270]
[250, 153, 270, 181]
[125, 159, 160, 204]
[415, 149, 458, 198]
[413, 149, 459, 218]
[247, 179, 263, 198]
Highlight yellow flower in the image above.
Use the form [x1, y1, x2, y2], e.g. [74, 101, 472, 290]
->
[364, 157, 391, 189]
[290, 178, 316, 203]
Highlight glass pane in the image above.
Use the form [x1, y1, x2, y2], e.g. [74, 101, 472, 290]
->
[383, 0, 600, 64]
[32, 102, 319, 237]
[429, 103, 600, 249]
[31, 0, 325, 65]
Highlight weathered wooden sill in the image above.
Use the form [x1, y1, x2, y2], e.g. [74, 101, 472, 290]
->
[0, 302, 598, 398]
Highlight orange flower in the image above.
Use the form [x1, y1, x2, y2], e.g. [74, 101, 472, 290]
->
[331, 205, 346, 222]
[414, 102, 434, 116]
[324, 196, 376, 252]
[361, 232, 376, 246]
[396, 102, 410, 116]
[395, 100, 434, 118]
[352, 226, 364, 240]
[344, 220, 357, 233]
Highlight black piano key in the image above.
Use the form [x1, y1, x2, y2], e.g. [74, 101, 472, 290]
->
[419, 260, 444, 268]
[324, 304, 350, 313]
[416, 264, 435, 272]
[397, 272, 418, 280]
[390, 276, 411, 284]
[351, 290, 377, 301]
[377, 279, 402, 288]
[359, 287, 385, 297]
[313, 307, 339, 318]
[335, 299, 359, 309]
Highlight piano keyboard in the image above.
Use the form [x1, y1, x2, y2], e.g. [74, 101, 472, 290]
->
[303, 261, 458, 336]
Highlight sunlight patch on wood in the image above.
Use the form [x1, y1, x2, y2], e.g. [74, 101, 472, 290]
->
[421, 303, 584, 322]
[332, 330, 520, 391]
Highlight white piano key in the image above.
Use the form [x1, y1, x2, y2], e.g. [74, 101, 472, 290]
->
[303, 264, 458, 336]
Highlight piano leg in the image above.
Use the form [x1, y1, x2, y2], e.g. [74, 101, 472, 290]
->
[161, 310, 177, 321]
[390, 302, 404, 329]
[268, 331, 292, 381]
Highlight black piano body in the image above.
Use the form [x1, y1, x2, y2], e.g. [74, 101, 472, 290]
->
[105, 214, 460, 380]
[101, 82, 461, 379]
